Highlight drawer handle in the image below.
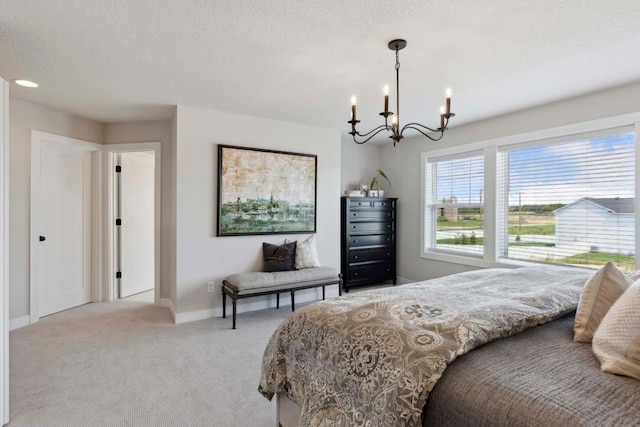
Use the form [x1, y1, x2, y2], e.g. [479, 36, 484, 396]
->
[354, 255, 358, 259]
[386, 269, 390, 272]
[381, 203, 385, 206]
[386, 238, 390, 242]
[387, 213, 390, 217]
[353, 240, 358, 243]
[353, 213, 357, 216]
[387, 253, 390, 256]
[386, 224, 390, 228]
[354, 272, 358, 276]
[353, 225, 357, 229]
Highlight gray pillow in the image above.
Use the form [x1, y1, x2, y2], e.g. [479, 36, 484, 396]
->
[263, 241, 296, 272]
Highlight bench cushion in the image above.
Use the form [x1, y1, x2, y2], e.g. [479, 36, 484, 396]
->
[225, 267, 339, 295]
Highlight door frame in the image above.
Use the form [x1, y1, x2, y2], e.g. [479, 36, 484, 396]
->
[1, 78, 10, 426]
[104, 143, 161, 306]
[29, 131, 103, 324]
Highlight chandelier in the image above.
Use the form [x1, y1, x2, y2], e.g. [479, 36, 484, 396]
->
[348, 39, 455, 146]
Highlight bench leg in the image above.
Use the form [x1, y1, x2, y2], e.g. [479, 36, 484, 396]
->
[222, 291, 226, 318]
[322, 286, 325, 300]
[232, 300, 237, 329]
[290, 290, 295, 312]
[276, 293, 280, 309]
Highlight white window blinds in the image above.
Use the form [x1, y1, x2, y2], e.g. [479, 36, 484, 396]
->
[426, 152, 484, 256]
[497, 128, 635, 272]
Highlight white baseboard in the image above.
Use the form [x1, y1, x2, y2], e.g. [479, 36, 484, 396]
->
[9, 315, 30, 331]
[159, 298, 176, 323]
[173, 284, 341, 325]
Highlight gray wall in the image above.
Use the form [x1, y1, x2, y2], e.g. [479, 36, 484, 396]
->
[173, 105, 341, 317]
[9, 99, 104, 320]
[340, 141, 383, 193]
[380, 82, 640, 283]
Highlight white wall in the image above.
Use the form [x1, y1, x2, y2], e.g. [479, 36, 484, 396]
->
[103, 120, 173, 300]
[340, 141, 383, 193]
[381, 81, 640, 282]
[9, 99, 104, 320]
[174, 106, 341, 319]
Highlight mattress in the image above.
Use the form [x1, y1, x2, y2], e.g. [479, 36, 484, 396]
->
[423, 313, 640, 426]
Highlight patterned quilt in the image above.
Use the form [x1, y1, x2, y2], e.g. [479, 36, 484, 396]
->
[259, 266, 592, 427]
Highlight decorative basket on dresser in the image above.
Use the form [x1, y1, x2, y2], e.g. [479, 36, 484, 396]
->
[340, 196, 397, 292]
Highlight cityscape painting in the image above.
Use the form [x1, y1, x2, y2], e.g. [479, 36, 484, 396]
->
[217, 145, 317, 236]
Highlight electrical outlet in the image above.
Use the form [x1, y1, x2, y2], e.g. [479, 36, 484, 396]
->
[207, 281, 215, 292]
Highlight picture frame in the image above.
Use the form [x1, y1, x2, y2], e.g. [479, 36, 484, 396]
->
[217, 145, 317, 236]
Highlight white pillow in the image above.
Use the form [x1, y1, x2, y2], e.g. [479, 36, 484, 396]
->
[284, 235, 321, 269]
[573, 262, 632, 343]
[592, 280, 640, 380]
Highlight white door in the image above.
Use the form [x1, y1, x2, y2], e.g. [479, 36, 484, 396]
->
[37, 144, 92, 316]
[118, 152, 155, 298]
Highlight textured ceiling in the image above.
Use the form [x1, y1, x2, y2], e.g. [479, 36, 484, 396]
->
[2, 0, 640, 138]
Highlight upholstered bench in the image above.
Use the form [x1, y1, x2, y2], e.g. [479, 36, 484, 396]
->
[222, 267, 342, 329]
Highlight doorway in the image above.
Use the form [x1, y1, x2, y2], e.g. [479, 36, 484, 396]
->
[30, 131, 101, 321]
[115, 152, 155, 299]
[105, 143, 161, 305]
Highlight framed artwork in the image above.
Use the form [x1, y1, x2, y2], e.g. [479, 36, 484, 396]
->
[217, 145, 317, 236]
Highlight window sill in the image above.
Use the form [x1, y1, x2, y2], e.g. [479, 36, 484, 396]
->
[421, 249, 596, 272]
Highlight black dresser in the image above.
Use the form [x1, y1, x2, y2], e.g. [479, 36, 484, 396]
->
[340, 196, 397, 292]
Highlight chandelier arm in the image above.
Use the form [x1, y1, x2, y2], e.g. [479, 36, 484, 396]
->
[353, 124, 390, 137]
[401, 125, 445, 142]
[401, 122, 440, 133]
[351, 127, 391, 144]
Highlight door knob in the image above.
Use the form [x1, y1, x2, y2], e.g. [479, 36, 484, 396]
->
[39, 235, 46, 242]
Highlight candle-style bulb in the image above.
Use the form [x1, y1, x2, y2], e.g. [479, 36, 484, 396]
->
[445, 87, 452, 98]
[383, 84, 390, 96]
[391, 116, 397, 125]
[351, 95, 357, 106]
[439, 105, 446, 115]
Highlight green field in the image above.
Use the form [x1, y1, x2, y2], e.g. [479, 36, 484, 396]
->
[556, 252, 636, 272]
[438, 220, 555, 236]
[437, 219, 482, 229]
[436, 239, 555, 247]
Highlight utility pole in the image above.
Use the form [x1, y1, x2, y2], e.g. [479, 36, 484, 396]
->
[518, 192, 522, 234]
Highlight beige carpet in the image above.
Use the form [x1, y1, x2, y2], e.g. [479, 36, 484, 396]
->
[8, 298, 290, 426]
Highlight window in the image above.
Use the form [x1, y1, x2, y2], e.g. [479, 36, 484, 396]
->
[497, 129, 635, 272]
[425, 152, 484, 257]
[422, 122, 638, 273]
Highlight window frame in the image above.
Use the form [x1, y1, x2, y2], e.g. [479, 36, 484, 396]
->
[420, 112, 640, 270]
[424, 150, 486, 259]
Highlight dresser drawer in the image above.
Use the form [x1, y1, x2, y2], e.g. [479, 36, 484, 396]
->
[373, 200, 393, 209]
[348, 199, 373, 209]
[348, 263, 393, 282]
[349, 210, 393, 221]
[348, 222, 393, 234]
[348, 234, 392, 248]
[349, 248, 392, 264]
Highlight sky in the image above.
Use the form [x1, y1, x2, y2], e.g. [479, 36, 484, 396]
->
[434, 132, 635, 206]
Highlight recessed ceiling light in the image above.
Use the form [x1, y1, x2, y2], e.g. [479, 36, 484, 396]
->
[13, 79, 39, 88]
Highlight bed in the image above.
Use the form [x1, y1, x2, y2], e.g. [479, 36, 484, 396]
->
[259, 267, 640, 426]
